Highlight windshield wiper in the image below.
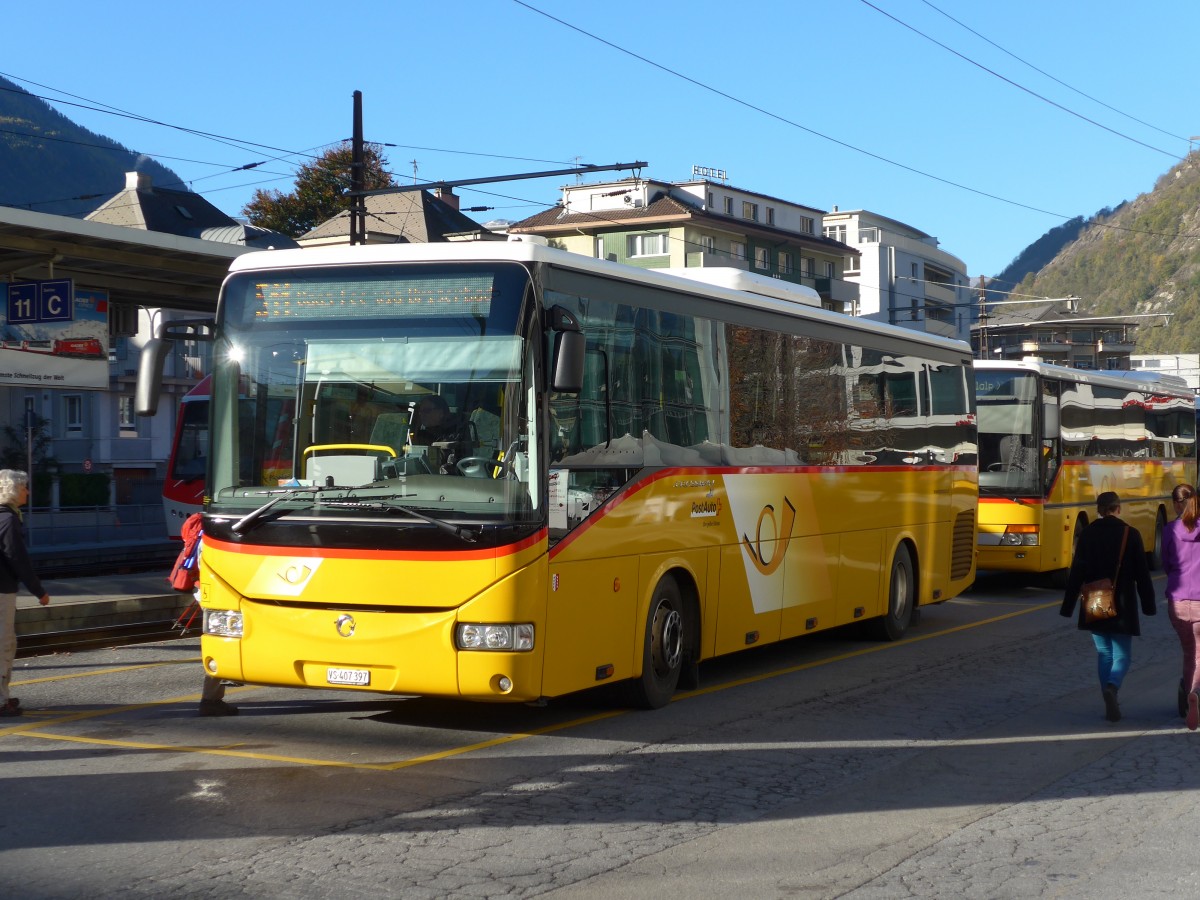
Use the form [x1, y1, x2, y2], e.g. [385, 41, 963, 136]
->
[230, 485, 333, 534]
[320, 498, 479, 543]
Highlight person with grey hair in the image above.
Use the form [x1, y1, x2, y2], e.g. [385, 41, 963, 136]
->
[0, 469, 50, 718]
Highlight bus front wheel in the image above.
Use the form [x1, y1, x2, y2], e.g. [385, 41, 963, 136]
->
[626, 577, 684, 709]
[870, 545, 915, 642]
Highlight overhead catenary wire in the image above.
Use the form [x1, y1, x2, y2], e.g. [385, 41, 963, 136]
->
[917, 0, 1190, 145]
[856, 0, 1182, 159]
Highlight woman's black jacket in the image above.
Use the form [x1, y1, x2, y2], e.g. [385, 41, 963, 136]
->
[1060, 514, 1156, 635]
[0, 504, 44, 597]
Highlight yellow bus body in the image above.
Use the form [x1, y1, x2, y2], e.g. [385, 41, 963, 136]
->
[977, 457, 1192, 574]
[199, 464, 975, 703]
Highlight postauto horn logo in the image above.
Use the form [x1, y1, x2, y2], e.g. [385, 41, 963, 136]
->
[741, 497, 796, 576]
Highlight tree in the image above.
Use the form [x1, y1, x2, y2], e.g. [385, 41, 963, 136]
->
[242, 142, 397, 237]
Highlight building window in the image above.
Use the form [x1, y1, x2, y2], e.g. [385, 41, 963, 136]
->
[799, 216, 814, 234]
[859, 227, 880, 243]
[699, 234, 715, 254]
[800, 257, 814, 277]
[119, 396, 137, 434]
[754, 247, 769, 270]
[911, 262, 919, 279]
[742, 201, 758, 221]
[731, 241, 747, 261]
[65, 394, 83, 432]
[765, 207, 775, 226]
[778, 251, 793, 274]
[824, 224, 847, 242]
[824, 261, 835, 278]
[724, 197, 734, 215]
[845, 255, 860, 274]
[707, 191, 714, 208]
[626, 233, 669, 257]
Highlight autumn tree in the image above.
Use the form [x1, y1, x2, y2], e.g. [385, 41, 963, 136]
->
[242, 142, 397, 237]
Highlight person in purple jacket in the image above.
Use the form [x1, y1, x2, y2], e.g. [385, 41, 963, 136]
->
[1162, 482, 1200, 730]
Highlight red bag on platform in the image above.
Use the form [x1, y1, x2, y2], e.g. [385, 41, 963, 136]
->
[169, 513, 203, 592]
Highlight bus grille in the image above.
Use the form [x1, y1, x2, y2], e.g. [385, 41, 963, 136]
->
[951, 509, 975, 580]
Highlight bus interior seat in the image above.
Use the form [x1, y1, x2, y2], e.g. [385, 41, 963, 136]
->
[369, 413, 411, 456]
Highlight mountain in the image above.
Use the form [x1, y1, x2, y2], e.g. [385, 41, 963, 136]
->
[0, 75, 184, 217]
[987, 206, 1123, 296]
[1008, 154, 1200, 354]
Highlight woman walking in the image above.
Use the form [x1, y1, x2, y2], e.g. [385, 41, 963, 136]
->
[1060, 491, 1157, 723]
[1162, 482, 1200, 730]
[0, 470, 51, 718]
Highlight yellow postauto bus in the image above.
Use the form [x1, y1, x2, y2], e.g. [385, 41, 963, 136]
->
[137, 241, 977, 708]
[975, 358, 1196, 578]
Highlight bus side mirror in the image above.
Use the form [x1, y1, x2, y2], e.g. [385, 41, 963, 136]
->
[136, 317, 214, 416]
[549, 305, 584, 393]
[136, 338, 170, 416]
[551, 330, 585, 394]
[1042, 403, 1059, 440]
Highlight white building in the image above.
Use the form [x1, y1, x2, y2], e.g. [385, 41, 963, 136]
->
[508, 175, 859, 313]
[822, 209, 975, 343]
[1131, 353, 1200, 393]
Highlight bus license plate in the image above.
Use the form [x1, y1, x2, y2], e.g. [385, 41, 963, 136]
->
[327, 667, 370, 686]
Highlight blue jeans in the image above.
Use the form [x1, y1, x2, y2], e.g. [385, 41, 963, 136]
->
[1091, 632, 1133, 689]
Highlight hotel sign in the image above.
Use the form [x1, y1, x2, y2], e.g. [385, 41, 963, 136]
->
[691, 165, 728, 181]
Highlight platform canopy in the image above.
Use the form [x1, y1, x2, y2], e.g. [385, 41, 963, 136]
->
[0, 205, 251, 314]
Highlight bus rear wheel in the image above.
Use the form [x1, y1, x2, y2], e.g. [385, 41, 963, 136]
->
[626, 577, 684, 709]
[870, 545, 915, 642]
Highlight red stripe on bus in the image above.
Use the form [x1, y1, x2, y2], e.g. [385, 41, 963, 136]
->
[203, 529, 547, 562]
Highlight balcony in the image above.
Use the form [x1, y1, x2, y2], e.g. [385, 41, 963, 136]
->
[924, 318, 957, 339]
[924, 281, 956, 305]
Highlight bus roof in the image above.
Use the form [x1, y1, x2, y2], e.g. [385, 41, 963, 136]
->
[223, 240, 972, 361]
[976, 357, 1195, 398]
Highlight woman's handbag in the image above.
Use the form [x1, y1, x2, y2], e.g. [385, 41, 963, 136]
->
[1081, 527, 1129, 624]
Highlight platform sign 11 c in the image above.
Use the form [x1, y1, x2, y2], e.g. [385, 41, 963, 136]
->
[7, 279, 74, 324]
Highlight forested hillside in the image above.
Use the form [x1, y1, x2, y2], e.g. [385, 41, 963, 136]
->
[0, 75, 183, 217]
[1011, 154, 1200, 354]
[989, 208, 1122, 295]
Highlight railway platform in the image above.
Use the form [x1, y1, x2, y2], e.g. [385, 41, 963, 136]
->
[14, 568, 190, 654]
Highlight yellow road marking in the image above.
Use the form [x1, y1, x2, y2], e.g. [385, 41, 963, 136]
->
[2, 600, 1060, 769]
[12, 657, 200, 686]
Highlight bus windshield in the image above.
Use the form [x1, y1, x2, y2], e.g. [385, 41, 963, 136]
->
[206, 262, 541, 527]
[976, 371, 1042, 496]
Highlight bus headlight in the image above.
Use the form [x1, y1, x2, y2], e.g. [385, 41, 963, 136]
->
[204, 610, 244, 637]
[1001, 525, 1039, 546]
[456, 623, 534, 651]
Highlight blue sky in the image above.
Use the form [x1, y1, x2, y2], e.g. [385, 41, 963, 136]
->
[3, 1, 1197, 279]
